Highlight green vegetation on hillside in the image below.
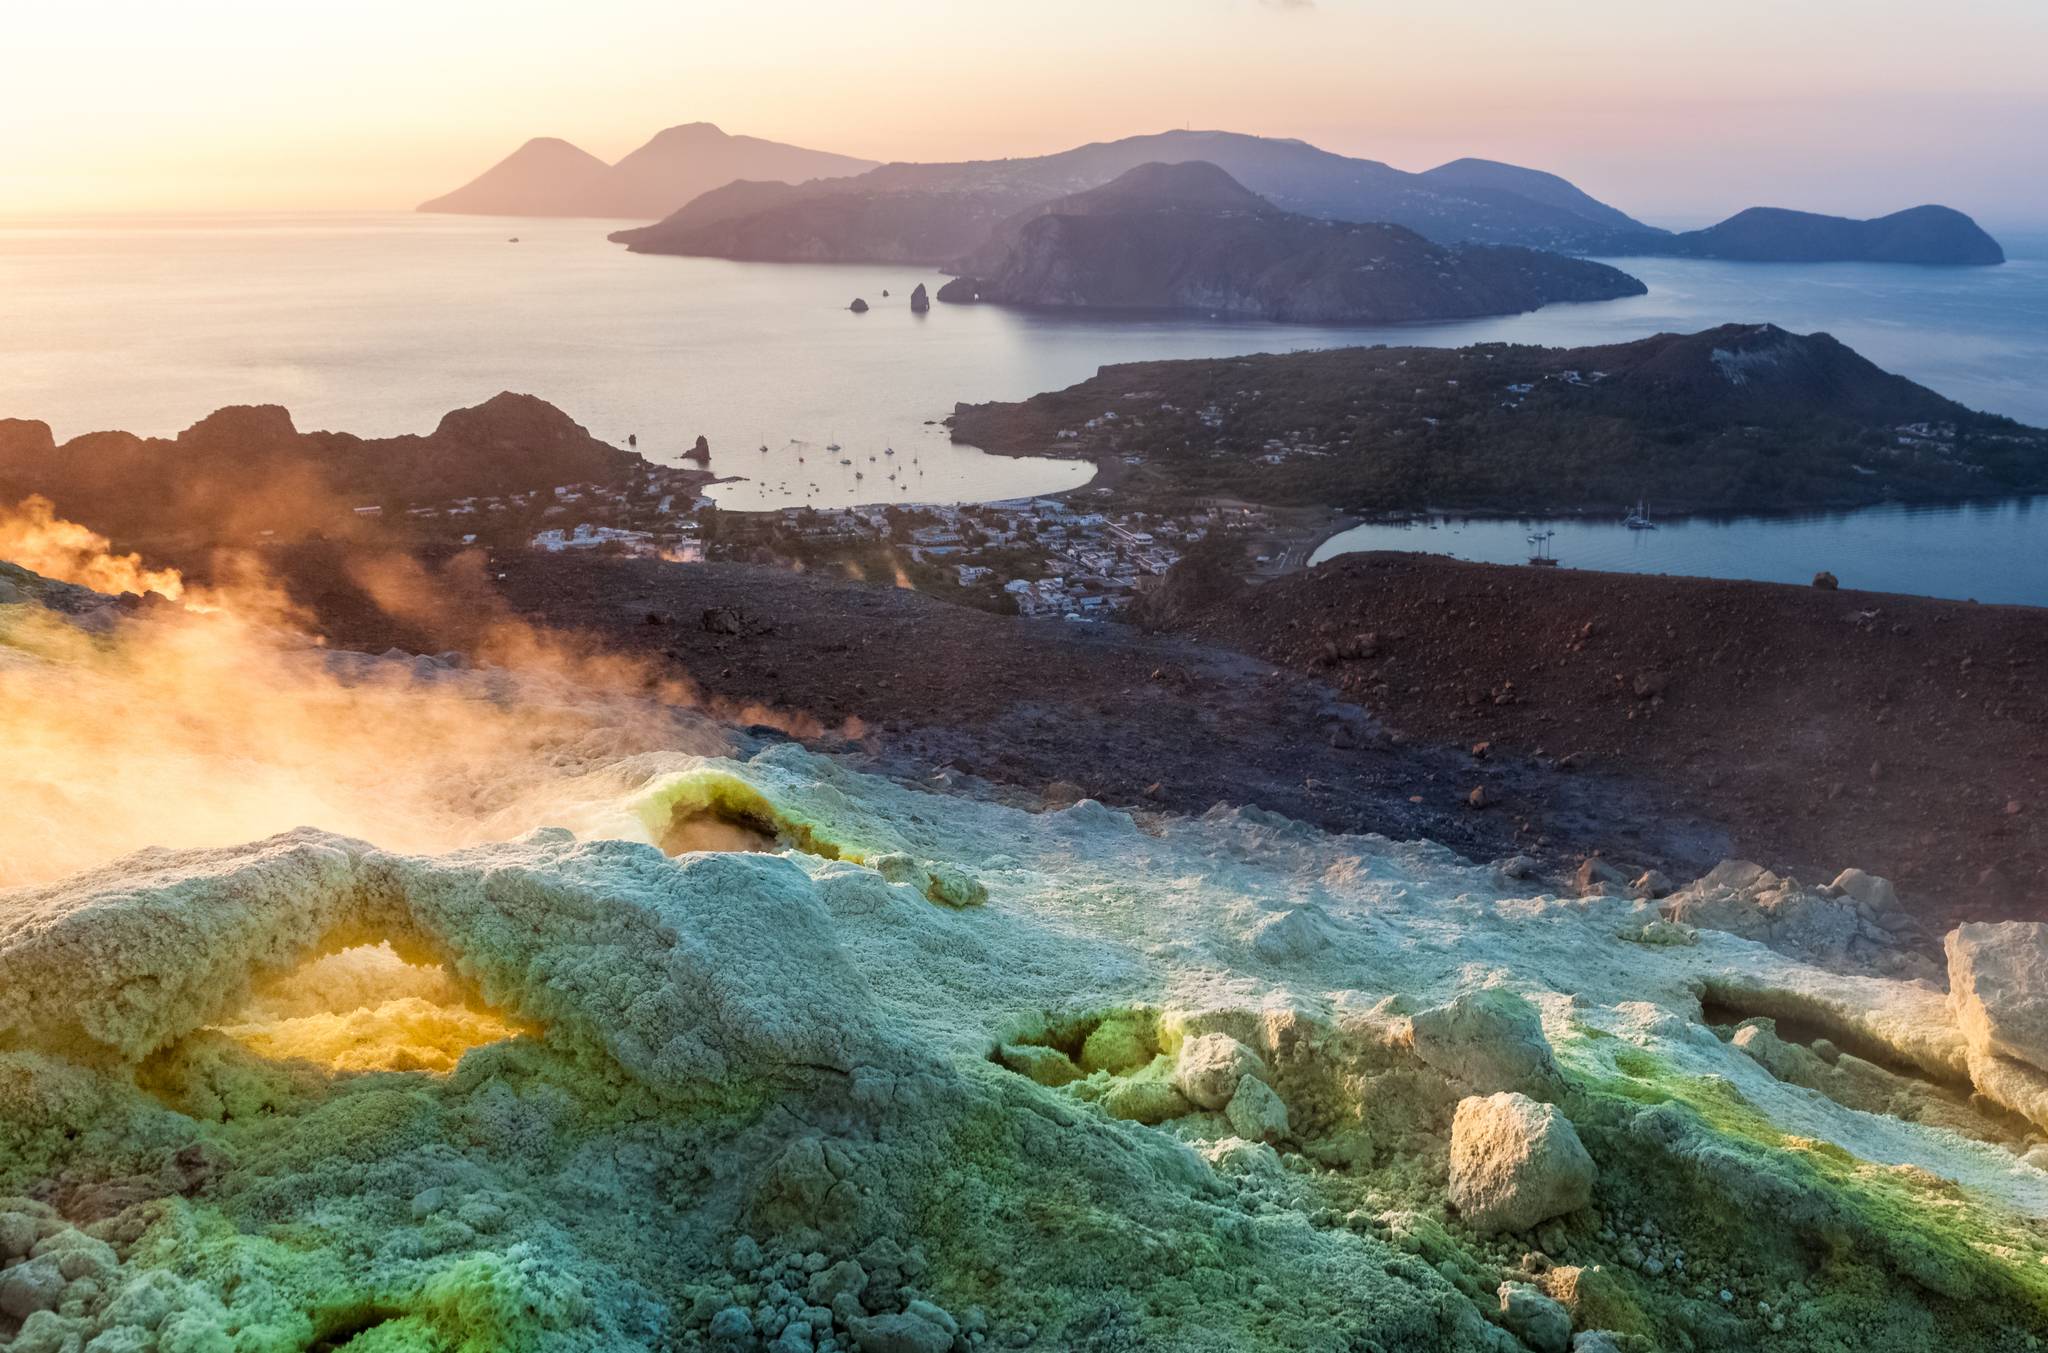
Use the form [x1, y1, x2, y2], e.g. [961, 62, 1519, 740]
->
[949, 325, 2048, 515]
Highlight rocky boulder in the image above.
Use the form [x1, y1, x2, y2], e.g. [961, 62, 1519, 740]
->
[1497, 1281, 1573, 1353]
[1947, 921, 2048, 1069]
[935, 276, 981, 304]
[909, 283, 930, 313]
[1830, 867, 1900, 917]
[1408, 988, 1563, 1100]
[1173, 1032, 1266, 1110]
[1659, 859, 1860, 966]
[1448, 1092, 1596, 1234]
[849, 297, 870, 313]
[1224, 1076, 1290, 1143]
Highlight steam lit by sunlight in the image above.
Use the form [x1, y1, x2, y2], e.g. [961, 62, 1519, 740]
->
[214, 945, 525, 1074]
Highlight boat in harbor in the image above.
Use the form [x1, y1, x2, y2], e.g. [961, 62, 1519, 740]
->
[1624, 498, 1657, 530]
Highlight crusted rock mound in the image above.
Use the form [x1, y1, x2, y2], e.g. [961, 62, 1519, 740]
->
[1448, 1092, 1596, 1234]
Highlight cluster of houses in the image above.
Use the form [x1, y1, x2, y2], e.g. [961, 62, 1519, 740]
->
[485, 472, 1274, 624]
[754, 496, 1272, 620]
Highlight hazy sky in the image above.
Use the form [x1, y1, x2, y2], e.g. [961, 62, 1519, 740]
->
[6, 0, 2045, 226]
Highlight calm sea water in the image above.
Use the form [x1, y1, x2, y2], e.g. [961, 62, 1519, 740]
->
[1310, 497, 2048, 606]
[2, 212, 2044, 592]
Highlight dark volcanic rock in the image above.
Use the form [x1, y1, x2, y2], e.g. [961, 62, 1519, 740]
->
[849, 297, 870, 313]
[0, 394, 646, 539]
[176, 404, 300, 450]
[909, 283, 930, 313]
[1127, 544, 1248, 631]
[936, 277, 982, 304]
[0, 419, 56, 461]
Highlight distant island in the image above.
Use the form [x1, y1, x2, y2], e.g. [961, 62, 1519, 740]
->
[606, 127, 2005, 268]
[948, 323, 2048, 515]
[609, 128, 1660, 261]
[418, 122, 876, 219]
[1645, 205, 2006, 265]
[934, 162, 1647, 323]
[0, 394, 696, 542]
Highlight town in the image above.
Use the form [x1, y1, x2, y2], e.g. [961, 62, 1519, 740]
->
[390, 469, 1280, 620]
[528, 483, 1279, 619]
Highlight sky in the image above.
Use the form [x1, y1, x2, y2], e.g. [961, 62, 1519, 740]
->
[4, 0, 2045, 228]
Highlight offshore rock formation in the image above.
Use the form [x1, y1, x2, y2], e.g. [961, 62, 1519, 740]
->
[5, 581, 2048, 1349]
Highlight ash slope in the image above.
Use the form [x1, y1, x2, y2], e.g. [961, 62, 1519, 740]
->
[936, 162, 1647, 324]
[6, 577, 2048, 1350]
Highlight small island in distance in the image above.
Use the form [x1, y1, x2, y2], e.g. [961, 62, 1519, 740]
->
[417, 122, 877, 220]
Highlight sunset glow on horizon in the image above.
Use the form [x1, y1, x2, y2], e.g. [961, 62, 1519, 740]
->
[5, 0, 2046, 226]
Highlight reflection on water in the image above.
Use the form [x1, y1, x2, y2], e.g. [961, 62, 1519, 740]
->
[1, 213, 2044, 513]
[1310, 496, 2048, 606]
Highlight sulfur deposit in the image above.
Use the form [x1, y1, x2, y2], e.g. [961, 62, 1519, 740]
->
[5, 571, 2048, 1351]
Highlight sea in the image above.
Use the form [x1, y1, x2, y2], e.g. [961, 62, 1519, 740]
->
[3, 211, 2045, 600]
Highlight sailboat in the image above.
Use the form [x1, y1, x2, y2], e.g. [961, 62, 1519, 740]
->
[1623, 498, 1656, 530]
[1527, 530, 1560, 567]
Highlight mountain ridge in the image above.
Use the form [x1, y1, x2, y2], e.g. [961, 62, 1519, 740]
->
[609, 127, 1662, 261]
[418, 122, 877, 220]
[940, 161, 1648, 324]
[606, 127, 2005, 268]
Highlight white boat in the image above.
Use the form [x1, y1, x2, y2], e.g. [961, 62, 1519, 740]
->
[1623, 498, 1657, 530]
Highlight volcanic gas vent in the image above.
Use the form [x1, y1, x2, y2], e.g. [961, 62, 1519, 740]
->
[641, 766, 847, 859]
[207, 942, 526, 1074]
